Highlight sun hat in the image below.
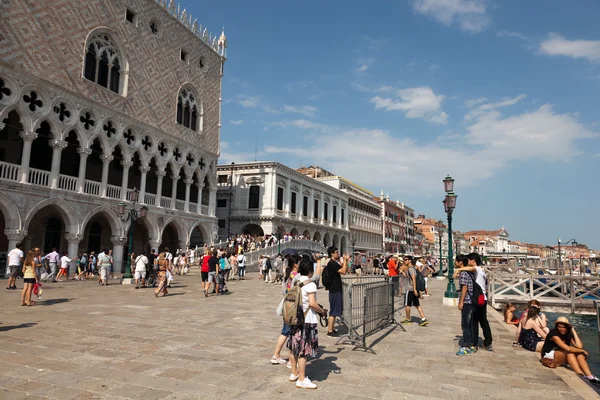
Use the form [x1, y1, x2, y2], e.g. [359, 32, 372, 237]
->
[555, 316, 572, 328]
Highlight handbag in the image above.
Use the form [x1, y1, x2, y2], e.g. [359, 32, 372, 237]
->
[541, 358, 557, 369]
[276, 297, 284, 316]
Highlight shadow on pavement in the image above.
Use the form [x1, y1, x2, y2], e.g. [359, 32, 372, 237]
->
[309, 356, 341, 382]
[0, 322, 38, 331]
[38, 298, 72, 306]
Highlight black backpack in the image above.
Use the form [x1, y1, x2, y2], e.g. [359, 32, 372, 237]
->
[411, 267, 426, 292]
[468, 272, 486, 306]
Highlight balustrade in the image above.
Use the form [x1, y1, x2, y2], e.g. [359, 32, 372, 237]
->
[84, 180, 101, 196]
[175, 200, 185, 211]
[58, 175, 78, 192]
[144, 193, 157, 206]
[28, 168, 50, 187]
[160, 197, 172, 209]
[0, 161, 20, 181]
[201, 205, 209, 215]
[106, 184, 121, 200]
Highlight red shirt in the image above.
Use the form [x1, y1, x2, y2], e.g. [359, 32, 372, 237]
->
[388, 259, 399, 277]
[201, 255, 210, 273]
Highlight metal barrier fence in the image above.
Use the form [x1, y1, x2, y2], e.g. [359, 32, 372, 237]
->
[338, 276, 401, 353]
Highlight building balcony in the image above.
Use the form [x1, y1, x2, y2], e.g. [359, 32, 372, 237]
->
[0, 160, 213, 217]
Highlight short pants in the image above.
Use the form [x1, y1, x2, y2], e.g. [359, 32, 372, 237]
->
[329, 291, 343, 317]
[208, 271, 216, 283]
[134, 270, 146, 279]
[201, 271, 209, 282]
[405, 290, 421, 307]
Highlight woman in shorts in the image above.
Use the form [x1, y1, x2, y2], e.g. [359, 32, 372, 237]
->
[20, 249, 40, 306]
[541, 317, 599, 384]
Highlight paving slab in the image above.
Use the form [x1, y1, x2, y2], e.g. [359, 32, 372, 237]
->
[0, 273, 594, 399]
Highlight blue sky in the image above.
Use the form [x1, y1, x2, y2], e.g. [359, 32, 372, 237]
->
[186, 0, 600, 248]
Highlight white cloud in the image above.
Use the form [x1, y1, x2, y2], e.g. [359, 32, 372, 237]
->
[356, 64, 369, 72]
[497, 31, 527, 41]
[464, 94, 526, 120]
[262, 98, 594, 195]
[229, 120, 244, 125]
[371, 86, 448, 124]
[412, 0, 490, 33]
[236, 95, 260, 108]
[539, 33, 600, 62]
[282, 105, 318, 117]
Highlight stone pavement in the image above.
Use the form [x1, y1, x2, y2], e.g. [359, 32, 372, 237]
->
[0, 273, 592, 399]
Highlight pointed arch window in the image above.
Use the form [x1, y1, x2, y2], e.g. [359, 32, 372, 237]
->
[83, 33, 124, 94]
[176, 88, 200, 131]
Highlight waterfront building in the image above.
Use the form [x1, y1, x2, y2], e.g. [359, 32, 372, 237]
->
[296, 166, 382, 256]
[215, 162, 350, 252]
[415, 216, 448, 259]
[0, 0, 226, 272]
[464, 229, 510, 257]
[376, 194, 416, 254]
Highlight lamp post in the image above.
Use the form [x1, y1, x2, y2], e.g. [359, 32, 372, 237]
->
[117, 188, 149, 280]
[557, 238, 577, 275]
[442, 175, 458, 303]
[437, 220, 444, 278]
[227, 162, 234, 239]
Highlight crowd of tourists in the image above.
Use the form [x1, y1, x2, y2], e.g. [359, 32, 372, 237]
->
[222, 232, 313, 254]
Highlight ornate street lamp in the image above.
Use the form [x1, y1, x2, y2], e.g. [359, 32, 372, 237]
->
[442, 176, 458, 302]
[117, 188, 148, 279]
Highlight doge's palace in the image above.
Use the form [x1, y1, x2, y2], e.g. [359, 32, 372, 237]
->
[0, 0, 227, 272]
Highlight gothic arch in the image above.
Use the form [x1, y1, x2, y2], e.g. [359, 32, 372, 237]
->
[0, 105, 32, 132]
[79, 205, 123, 238]
[160, 217, 187, 244]
[23, 198, 79, 234]
[175, 83, 202, 131]
[82, 27, 130, 96]
[188, 221, 210, 244]
[0, 192, 22, 231]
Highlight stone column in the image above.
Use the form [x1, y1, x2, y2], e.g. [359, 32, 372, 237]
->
[65, 233, 82, 275]
[47, 139, 67, 188]
[170, 174, 179, 210]
[120, 160, 132, 201]
[320, 191, 325, 224]
[100, 154, 113, 197]
[298, 184, 303, 220]
[77, 148, 92, 193]
[110, 236, 127, 274]
[155, 170, 166, 207]
[309, 189, 314, 222]
[284, 178, 291, 217]
[149, 239, 161, 254]
[184, 177, 193, 212]
[19, 131, 38, 184]
[4, 229, 27, 254]
[196, 183, 204, 214]
[138, 165, 150, 205]
[209, 188, 217, 217]
[337, 202, 342, 229]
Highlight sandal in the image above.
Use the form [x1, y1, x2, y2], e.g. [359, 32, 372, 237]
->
[26, 302, 36, 306]
[21, 302, 27, 306]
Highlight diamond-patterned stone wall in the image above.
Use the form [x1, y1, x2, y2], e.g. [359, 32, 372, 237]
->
[0, 0, 222, 155]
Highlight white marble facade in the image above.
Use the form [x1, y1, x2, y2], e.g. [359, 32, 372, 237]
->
[216, 162, 350, 253]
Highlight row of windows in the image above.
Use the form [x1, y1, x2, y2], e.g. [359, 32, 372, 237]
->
[349, 198, 380, 217]
[276, 189, 342, 223]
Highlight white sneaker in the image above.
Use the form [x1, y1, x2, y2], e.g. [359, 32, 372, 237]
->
[296, 377, 317, 389]
[286, 361, 292, 369]
[289, 373, 299, 382]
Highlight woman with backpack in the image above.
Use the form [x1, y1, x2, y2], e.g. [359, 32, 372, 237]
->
[287, 258, 327, 390]
[271, 254, 301, 366]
